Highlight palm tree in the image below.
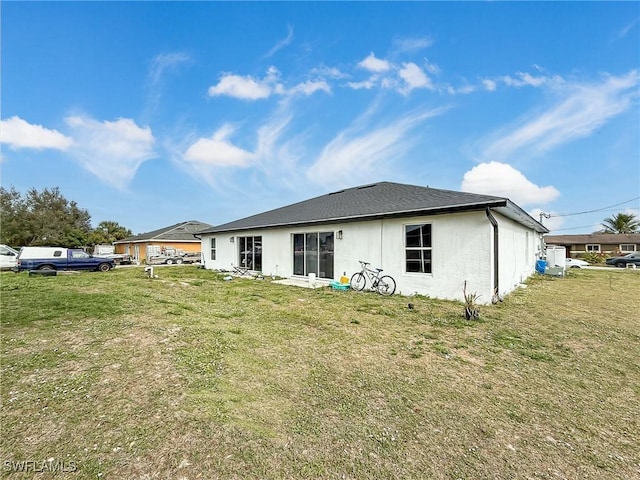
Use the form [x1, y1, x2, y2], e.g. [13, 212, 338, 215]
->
[97, 220, 132, 241]
[601, 213, 640, 234]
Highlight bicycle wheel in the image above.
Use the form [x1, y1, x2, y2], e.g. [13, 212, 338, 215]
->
[350, 272, 367, 291]
[376, 275, 396, 296]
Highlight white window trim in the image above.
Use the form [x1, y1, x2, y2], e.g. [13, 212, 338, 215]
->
[586, 244, 601, 252]
[404, 223, 433, 275]
[619, 244, 636, 252]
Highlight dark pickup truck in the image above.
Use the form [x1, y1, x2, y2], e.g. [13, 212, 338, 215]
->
[16, 247, 115, 272]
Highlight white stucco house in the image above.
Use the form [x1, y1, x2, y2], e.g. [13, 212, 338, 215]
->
[198, 182, 548, 304]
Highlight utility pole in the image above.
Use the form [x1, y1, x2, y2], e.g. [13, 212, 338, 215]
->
[539, 212, 551, 224]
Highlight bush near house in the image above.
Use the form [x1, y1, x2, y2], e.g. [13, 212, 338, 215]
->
[1, 267, 639, 479]
[582, 251, 609, 264]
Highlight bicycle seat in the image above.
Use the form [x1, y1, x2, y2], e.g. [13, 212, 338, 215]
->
[375, 268, 383, 272]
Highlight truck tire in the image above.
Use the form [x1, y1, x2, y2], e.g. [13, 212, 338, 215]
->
[39, 264, 55, 271]
[166, 258, 174, 265]
[98, 263, 112, 272]
[175, 258, 183, 265]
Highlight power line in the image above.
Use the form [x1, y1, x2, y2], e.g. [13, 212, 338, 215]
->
[548, 196, 640, 218]
[549, 225, 600, 232]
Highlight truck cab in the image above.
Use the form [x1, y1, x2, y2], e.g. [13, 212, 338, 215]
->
[0, 245, 19, 270]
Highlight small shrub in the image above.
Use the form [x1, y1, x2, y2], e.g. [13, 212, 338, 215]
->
[463, 281, 480, 320]
[582, 251, 607, 264]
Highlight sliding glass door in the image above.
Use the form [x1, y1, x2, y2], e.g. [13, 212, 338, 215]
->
[238, 236, 262, 271]
[293, 232, 334, 279]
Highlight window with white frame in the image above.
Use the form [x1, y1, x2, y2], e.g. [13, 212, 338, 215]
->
[405, 224, 432, 273]
[620, 244, 636, 252]
[586, 244, 601, 252]
[210, 238, 216, 260]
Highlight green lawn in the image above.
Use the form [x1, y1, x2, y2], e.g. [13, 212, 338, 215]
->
[1, 267, 639, 479]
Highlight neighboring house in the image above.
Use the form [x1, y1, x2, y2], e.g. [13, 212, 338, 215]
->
[544, 233, 640, 257]
[115, 220, 213, 262]
[198, 182, 548, 304]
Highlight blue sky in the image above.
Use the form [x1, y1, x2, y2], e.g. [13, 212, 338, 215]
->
[2, 2, 639, 235]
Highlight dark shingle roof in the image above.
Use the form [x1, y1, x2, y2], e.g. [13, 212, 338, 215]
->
[545, 233, 640, 244]
[199, 182, 547, 234]
[115, 220, 213, 243]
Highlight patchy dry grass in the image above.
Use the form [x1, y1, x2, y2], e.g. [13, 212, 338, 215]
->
[1, 266, 639, 479]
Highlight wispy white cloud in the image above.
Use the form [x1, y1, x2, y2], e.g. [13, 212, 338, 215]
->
[310, 65, 348, 79]
[482, 79, 497, 92]
[350, 53, 438, 95]
[446, 84, 476, 95]
[252, 109, 307, 189]
[208, 66, 330, 100]
[358, 52, 391, 73]
[148, 52, 191, 86]
[307, 106, 448, 187]
[611, 17, 639, 43]
[398, 62, 433, 94]
[208, 67, 280, 100]
[479, 70, 639, 162]
[347, 76, 379, 90]
[253, 111, 294, 162]
[0, 116, 72, 150]
[183, 124, 254, 168]
[461, 161, 560, 206]
[65, 115, 155, 189]
[0, 115, 155, 189]
[392, 36, 434, 53]
[265, 24, 294, 58]
[478, 70, 564, 92]
[290, 80, 331, 96]
[499, 72, 564, 88]
[176, 105, 308, 196]
[145, 52, 191, 117]
[423, 59, 440, 75]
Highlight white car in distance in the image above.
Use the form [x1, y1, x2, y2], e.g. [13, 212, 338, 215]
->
[565, 257, 590, 269]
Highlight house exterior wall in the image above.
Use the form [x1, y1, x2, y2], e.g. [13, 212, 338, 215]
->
[548, 242, 638, 256]
[202, 209, 540, 304]
[388, 211, 494, 301]
[543, 234, 640, 257]
[114, 241, 201, 260]
[495, 212, 543, 295]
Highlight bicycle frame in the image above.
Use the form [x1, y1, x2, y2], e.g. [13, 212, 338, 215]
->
[361, 264, 382, 287]
[350, 261, 396, 296]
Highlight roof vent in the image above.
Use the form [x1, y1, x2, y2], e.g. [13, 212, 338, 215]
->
[357, 184, 377, 190]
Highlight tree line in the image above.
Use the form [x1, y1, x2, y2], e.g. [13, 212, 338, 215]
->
[0, 186, 132, 248]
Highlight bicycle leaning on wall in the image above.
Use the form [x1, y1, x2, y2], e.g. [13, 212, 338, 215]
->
[350, 260, 397, 296]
